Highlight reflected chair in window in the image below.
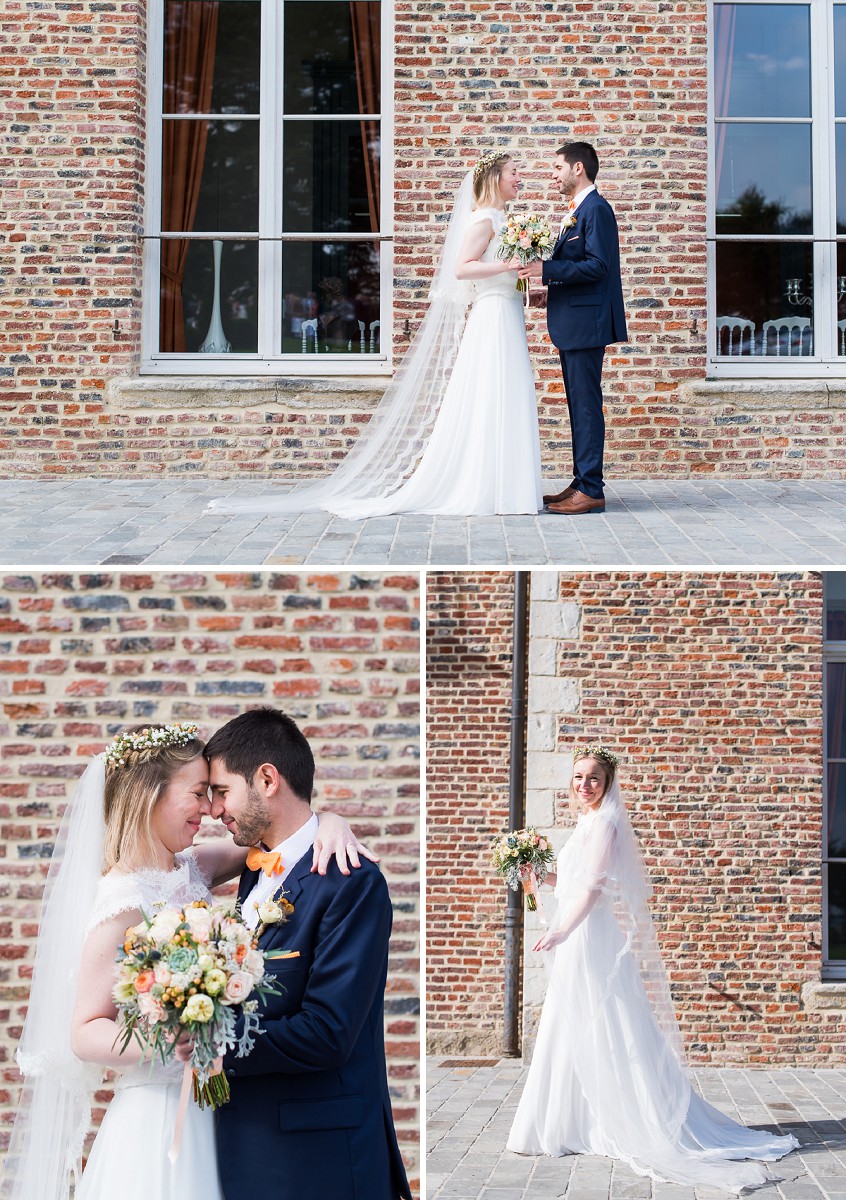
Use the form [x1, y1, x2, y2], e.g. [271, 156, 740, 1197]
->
[369, 320, 380, 353]
[716, 316, 755, 356]
[761, 316, 812, 356]
[301, 319, 319, 352]
[839, 319, 846, 356]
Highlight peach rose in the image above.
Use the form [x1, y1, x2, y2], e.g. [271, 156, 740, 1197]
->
[134, 970, 155, 994]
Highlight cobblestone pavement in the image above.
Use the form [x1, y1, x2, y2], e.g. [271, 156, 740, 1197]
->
[427, 1058, 846, 1200]
[2, 479, 846, 565]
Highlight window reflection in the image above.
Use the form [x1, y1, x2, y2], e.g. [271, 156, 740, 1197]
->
[283, 242, 380, 354]
[715, 125, 811, 234]
[713, 4, 810, 118]
[160, 239, 258, 353]
[163, 1, 261, 115]
[163, 120, 259, 233]
[836, 5, 846, 118]
[715, 242, 814, 356]
[282, 121, 379, 233]
[284, 2, 380, 115]
[830, 863, 846, 960]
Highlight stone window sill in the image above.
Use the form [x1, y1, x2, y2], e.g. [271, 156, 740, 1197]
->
[801, 981, 846, 1010]
[107, 375, 389, 410]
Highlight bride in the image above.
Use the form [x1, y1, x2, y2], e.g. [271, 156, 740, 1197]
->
[207, 152, 543, 519]
[508, 746, 799, 1193]
[1, 722, 372, 1200]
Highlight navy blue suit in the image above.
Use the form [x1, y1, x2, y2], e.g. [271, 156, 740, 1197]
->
[215, 853, 411, 1200]
[542, 189, 627, 499]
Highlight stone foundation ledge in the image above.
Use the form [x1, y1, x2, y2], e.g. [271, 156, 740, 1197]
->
[107, 375, 389, 410]
[680, 379, 846, 408]
[801, 981, 846, 1010]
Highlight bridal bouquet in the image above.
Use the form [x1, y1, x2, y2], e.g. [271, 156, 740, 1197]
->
[496, 210, 555, 294]
[492, 828, 555, 911]
[113, 900, 284, 1109]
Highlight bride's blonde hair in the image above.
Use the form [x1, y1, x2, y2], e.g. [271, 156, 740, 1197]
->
[473, 152, 512, 208]
[102, 726, 206, 870]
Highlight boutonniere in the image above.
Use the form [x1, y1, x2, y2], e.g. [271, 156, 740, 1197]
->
[560, 210, 577, 233]
[254, 894, 294, 940]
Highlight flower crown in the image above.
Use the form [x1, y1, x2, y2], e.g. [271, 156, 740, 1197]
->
[105, 722, 200, 769]
[572, 744, 619, 769]
[473, 150, 511, 182]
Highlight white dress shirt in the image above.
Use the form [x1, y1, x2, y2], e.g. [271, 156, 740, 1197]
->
[243, 811, 319, 929]
[560, 183, 596, 234]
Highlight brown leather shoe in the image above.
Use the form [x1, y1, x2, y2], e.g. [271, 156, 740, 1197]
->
[542, 485, 576, 505]
[545, 489, 606, 515]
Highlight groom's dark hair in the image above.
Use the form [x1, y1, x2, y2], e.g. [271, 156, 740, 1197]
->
[204, 706, 315, 801]
[557, 141, 599, 182]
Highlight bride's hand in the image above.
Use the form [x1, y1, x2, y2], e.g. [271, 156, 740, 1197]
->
[174, 1031, 194, 1064]
[501, 255, 522, 272]
[312, 811, 380, 876]
[533, 928, 567, 953]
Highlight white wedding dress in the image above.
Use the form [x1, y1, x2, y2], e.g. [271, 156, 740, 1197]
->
[75, 851, 224, 1200]
[331, 208, 542, 518]
[508, 789, 798, 1193]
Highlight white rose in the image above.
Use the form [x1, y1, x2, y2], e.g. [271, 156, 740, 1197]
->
[182, 994, 215, 1023]
[222, 971, 254, 1005]
[223, 923, 252, 947]
[137, 993, 166, 1023]
[148, 909, 183, 945]
[256, 898, 285, 926]
[184, 906, 213, 943]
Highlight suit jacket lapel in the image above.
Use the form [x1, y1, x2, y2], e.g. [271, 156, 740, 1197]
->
[237, 865, 260, 910]
[256, 852, 313, 948]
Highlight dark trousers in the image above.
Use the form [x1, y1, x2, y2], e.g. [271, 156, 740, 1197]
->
[559, 345, 606, 499]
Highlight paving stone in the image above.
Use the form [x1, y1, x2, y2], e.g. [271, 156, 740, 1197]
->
[6, 478, 846, 564]
[427, 1059, 846, 1200]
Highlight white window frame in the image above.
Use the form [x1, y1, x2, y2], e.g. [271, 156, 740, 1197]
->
[707, 0, 845, 376]
[141, 0, 394, 376]
[823, 573, 846, 979]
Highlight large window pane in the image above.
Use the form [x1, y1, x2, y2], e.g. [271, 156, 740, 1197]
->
[162, 120, 259, 233]
[827, 576, 846, 640]
[715, 242, 813, 356]
[715, 124, 811, 234]
[284, 2, 380, 115]
[837, 126, 846, 235]
[163, 1, 260, 115]
[160, 239, 258, 353]
[713, 4, 810, 118]
[830, 863, 846, 960]
[282, 121, 379, 233]
[829, 662, 846, 760]
[283, 242, 380, 354]
[836, 5, 846, 118]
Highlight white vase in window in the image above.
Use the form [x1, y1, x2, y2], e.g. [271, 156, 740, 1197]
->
[199, 239, 232, 354]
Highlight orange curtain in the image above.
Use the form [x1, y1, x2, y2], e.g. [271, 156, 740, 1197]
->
[160, 1, 219, 352]
[350, 3, 380, 233]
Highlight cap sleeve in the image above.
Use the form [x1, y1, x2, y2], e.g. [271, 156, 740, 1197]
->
[84, 872, 144, 938]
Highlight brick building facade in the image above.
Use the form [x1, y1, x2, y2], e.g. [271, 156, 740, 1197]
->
[426, 569, 846, 1067]
[2, 1, 844, 479]
[0, 570, 421, 1189]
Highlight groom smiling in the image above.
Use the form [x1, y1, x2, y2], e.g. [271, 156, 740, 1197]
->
[203, 707, 411, 1200]
[520, 142, 627, 515]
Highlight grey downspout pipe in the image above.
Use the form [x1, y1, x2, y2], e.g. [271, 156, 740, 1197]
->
[503, 570, 529, 1057]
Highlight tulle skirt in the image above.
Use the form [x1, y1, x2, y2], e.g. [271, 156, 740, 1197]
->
[508, 905, 798, 1193]
[333, 290, 542, 518]
[75, 1079, 223, 1200]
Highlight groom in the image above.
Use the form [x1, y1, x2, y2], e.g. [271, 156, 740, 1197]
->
[204, 707, 411, 1200]
[520, 142, 627, 515]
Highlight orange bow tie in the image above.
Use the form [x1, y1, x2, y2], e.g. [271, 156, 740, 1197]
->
[246, 847, 285, 877]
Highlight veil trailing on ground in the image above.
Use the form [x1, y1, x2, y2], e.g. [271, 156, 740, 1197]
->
[544, 776, 692, 1147]
[206, 172, 478, 519]
[1, 757, 107, 1200]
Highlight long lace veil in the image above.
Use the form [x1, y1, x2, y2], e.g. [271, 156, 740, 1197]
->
[545, 776, 691, 1141]
[1, 756, 106, 1199]
[207, 172, 477, 518]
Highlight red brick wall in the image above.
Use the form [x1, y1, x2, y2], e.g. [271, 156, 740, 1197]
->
[425, 570, 517, 1054]
[2, 0, 844, 478]
[426, 570, 840, 1065]
[0, 570, 421, 1189]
